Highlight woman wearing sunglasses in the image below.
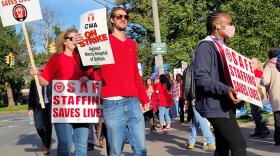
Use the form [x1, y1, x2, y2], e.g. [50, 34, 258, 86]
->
[30, 27, 94, 156]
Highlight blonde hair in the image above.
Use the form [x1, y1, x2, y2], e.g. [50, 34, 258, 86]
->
[56, 27, 78, 53]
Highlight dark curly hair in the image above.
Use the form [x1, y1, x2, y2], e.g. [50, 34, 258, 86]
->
[268, 48, 279, 59]
[159, 74, 172, 91]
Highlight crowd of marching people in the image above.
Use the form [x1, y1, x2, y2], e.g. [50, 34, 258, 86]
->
[26, 6, 280, 156]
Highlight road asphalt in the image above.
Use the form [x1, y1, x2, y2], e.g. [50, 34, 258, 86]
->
[0, 111, 279, 156]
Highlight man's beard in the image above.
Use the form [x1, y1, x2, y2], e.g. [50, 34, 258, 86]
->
[114, 24, 127, 31]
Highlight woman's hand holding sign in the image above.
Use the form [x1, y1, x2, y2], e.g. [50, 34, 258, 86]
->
[29, 65, 39, 75]
[72, 33, 84, 45]
[227, 87, 242, 104]
[79, 76, 89, 84]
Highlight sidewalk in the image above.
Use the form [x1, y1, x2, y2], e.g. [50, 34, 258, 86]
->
[87, 117, 280, 156]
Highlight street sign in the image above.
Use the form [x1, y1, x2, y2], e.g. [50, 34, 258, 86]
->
[155, 55, 163, 68]
[152, 43, 167, 55]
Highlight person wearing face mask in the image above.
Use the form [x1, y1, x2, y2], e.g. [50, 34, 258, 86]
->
[193, 10, 247, 156]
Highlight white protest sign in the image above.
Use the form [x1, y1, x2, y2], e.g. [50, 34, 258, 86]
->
[0, 0, 42, 27]
[138, 63, 142, 76]
[0, 0, 45, 109]
[52, 80, 102, 123]
[223, 45, 262, 107]
[155, 55, 163, 68]
[172, 81, 180, 99]
[78, 8, 114, 66]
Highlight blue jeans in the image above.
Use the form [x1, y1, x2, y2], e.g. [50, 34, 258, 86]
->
[103, 97, 146, 156]
[54, 123, 89, 156]
[158, 106, 171, 125]
[88, 123, 98, 144]
[174, 99, 180, 116]
[188, 106, 215, 145]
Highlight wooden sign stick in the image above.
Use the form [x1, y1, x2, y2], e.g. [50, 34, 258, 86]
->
[22, 23, 45, 109]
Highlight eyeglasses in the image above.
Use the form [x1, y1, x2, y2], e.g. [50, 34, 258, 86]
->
[113, 14, 129, 20]
[65, 36, 73, 41]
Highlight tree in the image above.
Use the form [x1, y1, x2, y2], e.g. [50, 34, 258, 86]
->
[220, 0, 280, 62]
[115, 0, 158, 76]
[28, 2, 63, 53]
[114, 0, 280, 76]
[0, 21, 27, 106]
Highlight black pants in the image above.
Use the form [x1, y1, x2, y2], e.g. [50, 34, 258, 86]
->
[274, 111, 280, 144]
[187, 100, 194, 122]
[208, 111, 247, 156]
[250, 104, 268, 134]
[34, 103, 52, 148]
[178, 98, 185, 123]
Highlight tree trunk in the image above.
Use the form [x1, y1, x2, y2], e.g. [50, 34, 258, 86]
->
[5, 81, 15, 107]
[44, 30, 49, 53]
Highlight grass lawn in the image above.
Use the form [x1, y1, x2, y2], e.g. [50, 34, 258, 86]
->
[236, 102, 274, 124]
[237, 111, 273, 124]
[0, 104, 28, 113]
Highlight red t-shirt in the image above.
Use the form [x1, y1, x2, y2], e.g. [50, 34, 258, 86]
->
[254, 69, 263, 79]
[153, 83, 174, 107]
[98, 34, 149, 104]
[41, 52, 94, 82]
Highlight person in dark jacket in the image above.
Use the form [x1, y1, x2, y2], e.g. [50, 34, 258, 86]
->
[183, 52, 216, 150]
[193, 11, 247, 156]
[28, 68, 52, 155]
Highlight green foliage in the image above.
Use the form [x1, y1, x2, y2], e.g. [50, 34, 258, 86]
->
[221, 0, 280, 62]
[0, 21, 28, 94]
[115, 0, 280, 76]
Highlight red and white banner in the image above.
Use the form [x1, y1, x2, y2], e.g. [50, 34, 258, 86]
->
[78, 8, 114, 66]
[52, 80, 102, 123]
[0, 0, 42, 27]
[223, 45, 262, 107]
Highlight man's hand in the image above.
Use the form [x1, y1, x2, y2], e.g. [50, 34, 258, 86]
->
[227, 87, 242, 104]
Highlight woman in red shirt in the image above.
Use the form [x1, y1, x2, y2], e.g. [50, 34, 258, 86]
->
[153, 74, 174, 131]
[30, 27, 94, 156]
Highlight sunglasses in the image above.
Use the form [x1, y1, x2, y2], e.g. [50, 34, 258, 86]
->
[65, 36, 73, 41]
[113, 14, 129, 20]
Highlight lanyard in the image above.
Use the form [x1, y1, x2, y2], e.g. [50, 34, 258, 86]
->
[212, 39, 233, 87]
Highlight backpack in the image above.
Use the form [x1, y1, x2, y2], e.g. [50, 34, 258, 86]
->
[277, 51, 280, 72]
[182, 63, 195, 101]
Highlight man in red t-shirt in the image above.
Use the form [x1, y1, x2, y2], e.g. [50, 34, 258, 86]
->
[73, 7, 149, 156]
[250, 58, 270, 138]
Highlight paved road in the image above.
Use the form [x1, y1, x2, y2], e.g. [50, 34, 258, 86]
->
[0, 111, 279, 156]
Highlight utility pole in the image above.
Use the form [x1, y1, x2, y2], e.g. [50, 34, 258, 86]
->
[152, 0, 164, 74]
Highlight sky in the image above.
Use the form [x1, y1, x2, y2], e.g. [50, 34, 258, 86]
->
[45, 0, 115, 29]
[15, 0, 115, 52]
